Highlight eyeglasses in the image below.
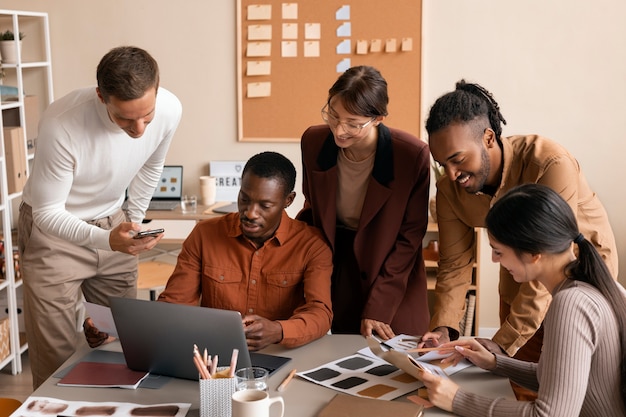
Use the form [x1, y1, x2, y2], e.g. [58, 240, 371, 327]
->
[321, 105, 376, 136]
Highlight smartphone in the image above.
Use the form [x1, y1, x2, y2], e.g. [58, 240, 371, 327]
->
[133, 228, 165, 239]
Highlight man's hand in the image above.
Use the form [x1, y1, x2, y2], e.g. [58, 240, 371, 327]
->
[418, 326, 451, 349]
[361, 318, 395, 340]
[83, 317, 115, 348]
[109, 222, 163, 255]
[475, 337, 505, 355]
[242, 315, 283, 351]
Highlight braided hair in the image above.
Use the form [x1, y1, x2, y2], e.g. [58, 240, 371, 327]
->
[425, 80, 507, 140]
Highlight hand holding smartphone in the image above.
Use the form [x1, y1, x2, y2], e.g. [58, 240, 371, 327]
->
[133, 228, 165, 239]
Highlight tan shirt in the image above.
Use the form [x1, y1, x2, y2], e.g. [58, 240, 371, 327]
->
[431, 135, 618, 355]
[336, 149, 375, 229]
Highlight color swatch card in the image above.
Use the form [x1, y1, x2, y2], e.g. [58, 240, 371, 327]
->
[297, 353, 423, 400]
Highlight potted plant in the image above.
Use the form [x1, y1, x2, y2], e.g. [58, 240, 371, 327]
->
[0, 30, 25, 64]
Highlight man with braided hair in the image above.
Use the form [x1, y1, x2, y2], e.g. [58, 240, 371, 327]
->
[420, 80, 618, 400]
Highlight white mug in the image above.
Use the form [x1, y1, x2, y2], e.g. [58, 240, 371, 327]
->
[231, 390, 284, 417]
[199, 175, 217, 206]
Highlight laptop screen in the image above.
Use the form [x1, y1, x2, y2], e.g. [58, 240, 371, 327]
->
[152, 165, 183, 200]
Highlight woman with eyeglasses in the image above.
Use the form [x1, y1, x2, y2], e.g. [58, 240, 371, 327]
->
[297, 66, 431, 339]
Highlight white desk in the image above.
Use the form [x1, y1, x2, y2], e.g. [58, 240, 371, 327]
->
[30, 335, 515, 417]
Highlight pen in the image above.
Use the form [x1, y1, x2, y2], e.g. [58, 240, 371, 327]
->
[276, 368, 297, 392]
[407, 344, 471, 353]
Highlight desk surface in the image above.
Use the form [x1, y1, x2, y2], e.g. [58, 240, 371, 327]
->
[30, 335, 514, 417]
[145, 202, 233, 221]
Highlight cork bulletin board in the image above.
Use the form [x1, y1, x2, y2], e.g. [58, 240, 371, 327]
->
[236, 0, 422, 142]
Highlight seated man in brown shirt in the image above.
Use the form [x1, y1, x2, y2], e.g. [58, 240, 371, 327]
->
[86, 151, 333, 351]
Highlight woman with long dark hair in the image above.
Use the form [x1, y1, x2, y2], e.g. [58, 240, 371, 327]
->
[418, 184, 626, 416]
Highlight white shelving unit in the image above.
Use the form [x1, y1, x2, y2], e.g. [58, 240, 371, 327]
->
[0, 9, 53, 375]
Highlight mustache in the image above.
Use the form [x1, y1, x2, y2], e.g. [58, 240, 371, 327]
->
[240, 216, 259, 226]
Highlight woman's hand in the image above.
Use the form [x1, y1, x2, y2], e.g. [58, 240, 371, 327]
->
[418, 369, 459, 412]
[361, 318, 395, 340]
[439, 339, 497, 370]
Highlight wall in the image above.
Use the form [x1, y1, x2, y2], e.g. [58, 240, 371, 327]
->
[2, 0, 625, 332]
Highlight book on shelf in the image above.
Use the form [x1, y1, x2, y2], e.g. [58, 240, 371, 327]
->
[463, 292, 476, 337]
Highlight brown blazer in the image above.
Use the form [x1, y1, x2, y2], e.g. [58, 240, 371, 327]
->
[297, 124, 431, 335]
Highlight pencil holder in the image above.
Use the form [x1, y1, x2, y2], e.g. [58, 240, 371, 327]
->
[199, 368, 236, 417]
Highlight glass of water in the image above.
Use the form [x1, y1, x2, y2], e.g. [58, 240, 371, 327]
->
[235, 367, 268, 391]
[181, 195, 197, 213]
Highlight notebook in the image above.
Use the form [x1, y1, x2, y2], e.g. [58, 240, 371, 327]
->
[109, 296, 291, 380]
[147, 165, 184, 211]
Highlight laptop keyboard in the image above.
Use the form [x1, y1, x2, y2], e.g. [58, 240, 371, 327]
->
[148, 201, 179, 211]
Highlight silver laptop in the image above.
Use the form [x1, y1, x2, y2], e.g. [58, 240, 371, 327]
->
[147, 165, 183, 211]
[109, 297, 291, 380]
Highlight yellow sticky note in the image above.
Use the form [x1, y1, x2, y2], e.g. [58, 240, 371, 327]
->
[356, 40, 368, 55]
[385, 38, 397, 53]
[246, 42, 272, 57]
[248, 24, 272, 41]
[281, 41, 297, 57]
[401, 37, 413, 52]
[247, 4, 272, 20]
[305, 23, 321, 40]
[304, 41, 320, 58]
[282, 23, 298, 40]
[282, 3, 298, 19]
[246, 61, 271, 76]
[370, 39, 382, 53]
[247, 82, 271, 98]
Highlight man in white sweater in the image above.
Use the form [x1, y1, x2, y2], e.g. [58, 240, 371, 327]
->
[18, 46, 182, 388]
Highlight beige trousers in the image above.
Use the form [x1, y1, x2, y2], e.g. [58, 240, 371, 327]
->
[18, 203, 138, 389]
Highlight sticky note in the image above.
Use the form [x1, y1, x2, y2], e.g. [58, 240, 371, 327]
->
[246, 61, 271, 76]
[385, 38, 397, 53]
[282, 3, 298, 19]
[247, 82, 271, 98]
[304, 41, 320, 57]
[305, 23, 321, 39]
[281, 41, 297, 57]
[336, 39, 351, 54]
[336, 5, 350, 20]
[247, 4, 272, 20]
[401, 37, 413, 52]
[282, 23, 298, 40]
[248, 24, 272, 41]
[336, 22, 351, 37]
[370, 39, 382, 52]
[247, 41, 272, 57]
[356, 40, 368, 55]
[336, 58, 351, 73]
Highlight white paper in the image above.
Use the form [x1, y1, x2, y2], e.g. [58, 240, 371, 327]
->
[15, 397, 190, 417]
[247, 4, 272, 20]
[336, 58, 351, 73]
[282, 23, 298, 40]
[282, 3, 298, 19]
[304, 41, 320, 58]
[336, 22, 351, 37]
[84, 301, 118, 337]
[248, 24, 272, 41]
[336, 5, 350, 20]
[336, 39, 351, 54]
[281, 41, 297, 57]
[304, 23, 321, 39]
[246, 60, 271, 76]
